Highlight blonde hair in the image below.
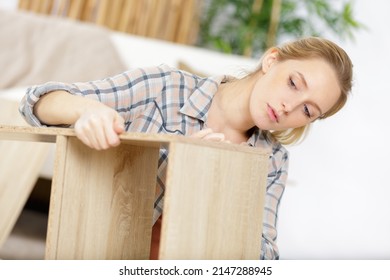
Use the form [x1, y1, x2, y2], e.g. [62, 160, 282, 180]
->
[254, 37, 353, 145]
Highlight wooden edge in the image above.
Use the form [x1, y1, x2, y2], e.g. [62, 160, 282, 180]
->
[0, 125, 270, 155]
[45, 135, 68, 259]
[0, 125, 68, 142]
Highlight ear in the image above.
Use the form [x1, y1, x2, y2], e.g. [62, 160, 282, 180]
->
[261, 48, 279, 73]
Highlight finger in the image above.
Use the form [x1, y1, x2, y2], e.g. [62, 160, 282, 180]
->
[114, 114, 125, 134]
[87, 117, 111, 150]
[74, 122, 96, 149]
[203, 132, 225, 142]
[76, 117, 108, 150]
[75, 130, 93, 148]
[103, 118, 121, 147]
[106, 113, 124, 147]
[190, 128, 213, 138]
[84, 128, 105, 150]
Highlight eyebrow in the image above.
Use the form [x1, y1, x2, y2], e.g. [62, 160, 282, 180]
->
[296, 71, 324, 116]
[296, 71, 308, 89]
[311, 102, 323, 117]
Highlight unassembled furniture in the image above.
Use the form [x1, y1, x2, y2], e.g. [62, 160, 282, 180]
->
[0, 124, 269, 259]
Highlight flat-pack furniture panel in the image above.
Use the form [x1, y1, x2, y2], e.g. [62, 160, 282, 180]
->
[46, 136, 159, 259]
[160, 142, 268, 260]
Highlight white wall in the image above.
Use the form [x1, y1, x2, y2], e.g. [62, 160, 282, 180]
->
[1, 0, 389, 260]
[0, 0, 16, 10]
[278, 0, 390, 259]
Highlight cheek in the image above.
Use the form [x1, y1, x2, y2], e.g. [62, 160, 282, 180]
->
[250, 79, 271, 102]
[287, 112, 312, 128]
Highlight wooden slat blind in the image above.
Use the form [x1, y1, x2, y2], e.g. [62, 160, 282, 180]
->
[18, 0, 202, 45]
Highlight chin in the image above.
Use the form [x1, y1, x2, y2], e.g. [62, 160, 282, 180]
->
[256, 123, 275, 131]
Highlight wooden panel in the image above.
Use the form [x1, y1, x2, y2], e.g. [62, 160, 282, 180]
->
[0, 125, 168, 145]
[0, 99, 51, 247]
[44, 135, 67, 259]
[159, 142, 268, 259]
[46, 136, 159, 259]
[0, 125, 265, 155]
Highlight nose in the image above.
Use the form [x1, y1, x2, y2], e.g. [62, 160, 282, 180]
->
[282, 102, 293, 114]
[281, 98, 302, 115]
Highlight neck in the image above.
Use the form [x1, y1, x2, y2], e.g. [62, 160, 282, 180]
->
[206, 74, 259, 143]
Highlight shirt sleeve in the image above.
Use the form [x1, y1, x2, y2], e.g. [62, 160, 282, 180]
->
[260, 144, 289, 260]
[19, 65, 169, 127]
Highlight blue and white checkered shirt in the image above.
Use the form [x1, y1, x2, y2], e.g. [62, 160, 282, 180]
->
[19, 64, 289, 259]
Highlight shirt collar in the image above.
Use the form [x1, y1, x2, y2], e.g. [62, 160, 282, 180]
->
[179, 75, 228, 122]
[179, 74, 274, 149]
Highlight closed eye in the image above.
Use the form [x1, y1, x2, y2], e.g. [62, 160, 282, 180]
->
[303, 104, 312, 118]
[288, 77, 297, 89]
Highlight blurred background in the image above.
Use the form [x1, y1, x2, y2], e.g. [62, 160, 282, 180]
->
[0, 0, 389, 260]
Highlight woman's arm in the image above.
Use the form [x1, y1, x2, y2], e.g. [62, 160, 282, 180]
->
[36, 90, 125, 150]
[19, 66, 177, 149]
[34, 90, 98, 125]
[33, 90, 124, 150]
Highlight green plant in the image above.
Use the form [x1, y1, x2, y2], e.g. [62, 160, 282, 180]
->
[197, 0, 363, 57]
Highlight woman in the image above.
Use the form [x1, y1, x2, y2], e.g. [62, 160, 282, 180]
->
[19, 37, 353, 259]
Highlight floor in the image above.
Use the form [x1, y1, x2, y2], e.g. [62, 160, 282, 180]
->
[0, 209, 47, 260]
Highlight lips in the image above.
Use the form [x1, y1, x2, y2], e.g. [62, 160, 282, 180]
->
[267, 104, 279, 123]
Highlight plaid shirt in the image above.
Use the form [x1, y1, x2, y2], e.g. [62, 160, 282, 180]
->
[20, 64, 289, 260]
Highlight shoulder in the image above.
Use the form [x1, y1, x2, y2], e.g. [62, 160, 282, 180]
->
[126, 64, 206, 88]
[122, 64, 174, 81]
[130, 64, 199, 78]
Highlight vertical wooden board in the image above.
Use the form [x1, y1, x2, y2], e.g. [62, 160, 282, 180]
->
[45, 135, 68, 259]
[159, 143, 268, 260]
[49, 137, 159, 259]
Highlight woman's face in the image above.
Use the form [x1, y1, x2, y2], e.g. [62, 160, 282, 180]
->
[250, 52, 341, 131]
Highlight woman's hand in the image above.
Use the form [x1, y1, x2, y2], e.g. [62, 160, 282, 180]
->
[34, 90, 125, 150]
[190, 128, 229, 143]
[74, 104, 125, 150]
